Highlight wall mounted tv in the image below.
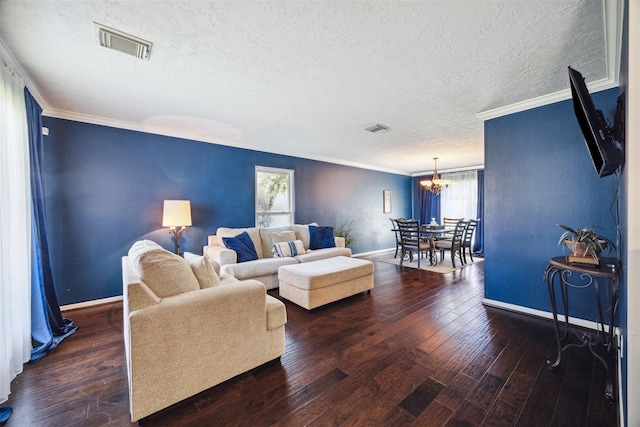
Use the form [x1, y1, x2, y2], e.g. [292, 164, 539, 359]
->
[568, 66, 623, 178]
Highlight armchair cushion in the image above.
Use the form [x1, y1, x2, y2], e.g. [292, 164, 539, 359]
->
[309, 225, 336, 250]
[184, 252, 221, 288]
[128, 240, 200, 298]
[222, 231, 259, 263]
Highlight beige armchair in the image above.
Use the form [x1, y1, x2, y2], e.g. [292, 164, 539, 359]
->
[122, 241, 286, 422]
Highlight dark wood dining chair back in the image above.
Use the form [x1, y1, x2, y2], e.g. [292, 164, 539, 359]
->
[396, 219, 430, 269]
[436, 217, 464, 244]
[443, 217, 463, 228]
[462, 219, 480, 264]
[390, 218, 406, 258]
[435, 220, 468, 268]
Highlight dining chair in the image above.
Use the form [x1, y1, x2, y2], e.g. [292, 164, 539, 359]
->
[443, 217, 463, 227]
[461, 219, 480, 264]
[390, 218, 406, 258]
[397, 219, 431, 269]
[436, 217, 464, 243]
[435, 220, 468, 268]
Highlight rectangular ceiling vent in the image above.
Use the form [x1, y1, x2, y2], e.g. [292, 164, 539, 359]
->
[93, 22, 152, 60]
[364, 123, 390, 133]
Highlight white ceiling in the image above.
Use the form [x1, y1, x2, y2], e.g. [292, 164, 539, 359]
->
[0, 0, 622, 175]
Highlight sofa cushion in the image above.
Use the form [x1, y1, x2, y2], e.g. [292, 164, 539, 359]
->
[292, 223, 317, 249]
[183, 252, 221, 289]
[309, 225, 336, 249]
[272, 240, 306, 258]
[295, 247, 353, 263]
[221, 256, 298, 280]
[128, 240, 200, 298]
[223, 231, 259, 263]
[217, 227, 263, 258]
[259, 228, 296, 258]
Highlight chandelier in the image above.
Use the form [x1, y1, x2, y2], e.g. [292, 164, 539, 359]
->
[420, 157, 452, 196]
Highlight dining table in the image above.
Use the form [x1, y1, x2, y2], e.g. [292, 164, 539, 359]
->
[419, 224, 454, 266]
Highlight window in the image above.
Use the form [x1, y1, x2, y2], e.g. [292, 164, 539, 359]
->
[255, 166, 294, 228]
[440, 170, 478, 221]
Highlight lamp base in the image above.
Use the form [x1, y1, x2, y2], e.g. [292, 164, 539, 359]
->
[169, 227, 186, 255]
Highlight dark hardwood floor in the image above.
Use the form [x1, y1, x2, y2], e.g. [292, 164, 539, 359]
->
[4, 255, 618, 426]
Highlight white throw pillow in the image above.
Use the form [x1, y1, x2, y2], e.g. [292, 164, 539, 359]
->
[128, 240, 200, 298]
[183, 252, 221, 288]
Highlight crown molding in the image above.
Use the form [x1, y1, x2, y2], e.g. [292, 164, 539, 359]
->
[477, 0, 623, 121]
[0, 38, 50, 110]
[44, 108, 411, 176]
[412, 164, 484, 177]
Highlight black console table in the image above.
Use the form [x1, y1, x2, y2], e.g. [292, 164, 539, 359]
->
[543, 256, 619, 401]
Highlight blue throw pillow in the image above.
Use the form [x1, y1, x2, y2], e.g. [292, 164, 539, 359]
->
[222, 231, 258, 263]
[309, 225, 336, 250]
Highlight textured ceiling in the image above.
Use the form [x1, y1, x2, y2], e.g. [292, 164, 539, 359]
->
[0, 0, 620, 175]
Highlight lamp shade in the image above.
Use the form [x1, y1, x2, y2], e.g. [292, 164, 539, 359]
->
[162, 200, 192, 227]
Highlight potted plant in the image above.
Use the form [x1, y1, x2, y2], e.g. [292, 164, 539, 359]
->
[557, 224, 614, 264]
[334, 220, 356, 248]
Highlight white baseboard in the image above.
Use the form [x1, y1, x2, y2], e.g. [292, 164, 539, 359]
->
[352, 248, 395, 258]
[481, 298, 613, 332]
[61, 295, 123, 312]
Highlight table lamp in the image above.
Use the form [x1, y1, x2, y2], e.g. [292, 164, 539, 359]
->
[162, 200, 192, 255]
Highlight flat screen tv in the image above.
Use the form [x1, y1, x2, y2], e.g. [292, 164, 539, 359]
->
[568, 66, 623, 178]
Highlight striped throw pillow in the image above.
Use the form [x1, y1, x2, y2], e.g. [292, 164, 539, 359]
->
[272, 240, 306, 258]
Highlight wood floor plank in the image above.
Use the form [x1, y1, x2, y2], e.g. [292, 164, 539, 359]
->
[237, 368, 349, 427]
[480, 398, 519, 427]
[435, 372, 480, 412]
[444, 399, 486, 426]
[412, 400, 454, 426]
[3, 255, 618, 427]
[399, 377, 446, 417]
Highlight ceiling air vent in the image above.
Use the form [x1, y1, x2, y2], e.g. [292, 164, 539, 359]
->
[363, 123, 390, 133]
[93, 22, 152, 60]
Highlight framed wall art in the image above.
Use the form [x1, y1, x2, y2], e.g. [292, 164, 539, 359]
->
[383, 190, 392, 213]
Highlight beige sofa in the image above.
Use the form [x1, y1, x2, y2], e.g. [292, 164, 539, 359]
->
[122, 240, 286, 422]
[203, 224, 352, 289]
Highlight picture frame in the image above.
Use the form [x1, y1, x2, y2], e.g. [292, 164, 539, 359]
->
[383, 190, 392, 213]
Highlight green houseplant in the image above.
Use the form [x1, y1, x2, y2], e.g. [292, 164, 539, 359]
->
[557, 224, 614, 263]
[334, 220, 356, 248]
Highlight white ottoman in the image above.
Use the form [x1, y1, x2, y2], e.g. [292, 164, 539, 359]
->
[278, 256, 374, 310]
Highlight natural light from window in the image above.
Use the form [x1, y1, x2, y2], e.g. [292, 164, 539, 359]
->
[255, 166, 294, 228]
[440, 170, 478, 221]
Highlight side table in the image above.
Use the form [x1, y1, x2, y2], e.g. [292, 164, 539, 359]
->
[543, 256, 619, 401]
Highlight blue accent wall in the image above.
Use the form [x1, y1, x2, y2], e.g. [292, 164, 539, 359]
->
[42, 118, 411, 304]
[484, 88, 620, 321]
